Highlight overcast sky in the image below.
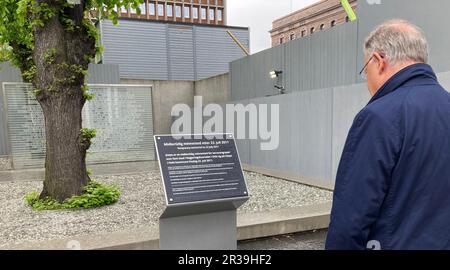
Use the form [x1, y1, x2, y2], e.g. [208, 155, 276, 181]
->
[227, 0, 319, 54]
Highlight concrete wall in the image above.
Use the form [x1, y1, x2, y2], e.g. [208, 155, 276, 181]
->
[121, 79, 194, 136]
[121, 73, 230, 136]
[194, 73, 230, 105]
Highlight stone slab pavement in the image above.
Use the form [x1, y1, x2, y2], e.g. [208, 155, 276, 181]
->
[238, 230, 327, 250]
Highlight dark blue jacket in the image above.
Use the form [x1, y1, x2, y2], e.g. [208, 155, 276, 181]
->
[326, 64, 450, 250]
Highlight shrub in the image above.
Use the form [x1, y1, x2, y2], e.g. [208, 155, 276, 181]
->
[24, 181, 120, 211]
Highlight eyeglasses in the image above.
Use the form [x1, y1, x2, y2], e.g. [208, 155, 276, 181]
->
[359, 53, 385, 79]
[359, 55, 374, 79]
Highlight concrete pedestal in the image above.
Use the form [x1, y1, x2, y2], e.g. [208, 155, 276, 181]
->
[159, 198, 248, 250]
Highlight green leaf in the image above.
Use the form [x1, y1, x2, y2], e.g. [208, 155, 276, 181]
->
[24, 181, 121, 211]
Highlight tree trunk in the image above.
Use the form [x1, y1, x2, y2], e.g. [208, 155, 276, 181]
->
[39, 94, 89, 201]
[31, 0, 95, 202]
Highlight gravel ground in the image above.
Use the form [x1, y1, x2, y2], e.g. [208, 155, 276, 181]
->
[0, 171, 332, 248]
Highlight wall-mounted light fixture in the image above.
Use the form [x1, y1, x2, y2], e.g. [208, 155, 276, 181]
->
[274, 85, 285, 95]
[269, 70, 283, 79]
[269, 70, 285, 94]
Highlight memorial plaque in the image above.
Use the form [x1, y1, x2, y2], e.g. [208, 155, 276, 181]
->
[155, 134, 249, 205]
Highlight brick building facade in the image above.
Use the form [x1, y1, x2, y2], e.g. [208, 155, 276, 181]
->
[116, 0, 226, 26]
[270, 0, 357, 46]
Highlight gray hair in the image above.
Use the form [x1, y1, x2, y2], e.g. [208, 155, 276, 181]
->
[364, 19, 429, 64]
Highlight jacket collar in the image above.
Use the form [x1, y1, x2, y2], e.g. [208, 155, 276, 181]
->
[368, 63, 438, 105]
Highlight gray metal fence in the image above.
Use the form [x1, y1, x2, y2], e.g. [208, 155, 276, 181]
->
[230, 22, 358, 101]
[229, 0, 450, 186]
[231, 72, 450, 186]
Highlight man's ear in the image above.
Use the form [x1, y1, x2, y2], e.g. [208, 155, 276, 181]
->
[373, 52, 386, 74]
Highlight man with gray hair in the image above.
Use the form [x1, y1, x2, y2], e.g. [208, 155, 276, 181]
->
[326, 19, 450, 250]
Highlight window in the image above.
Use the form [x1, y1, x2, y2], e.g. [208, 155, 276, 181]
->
[320, 24, 325, 30]
[167, 4, 173, 17]
[301, 30, 306, 37]
[130, 5, 137, 14]
[280, 37, 284, 44]
[331, 20, 336, 27]
[176, 5, 182, 18]
[139, 3, 146, 14]
[290, 33, 295, 40]
[201, 8, 207, 19]
[310, 27, 315, 34]
[193, 7, 199, 19]
[149, 2, 155, 16]
[209, 9, 215, 20]
[158, 4, 164, 16]
[130, 3, 145, 14]
[217, 9, 223, 21]
[346, 16, 350, 23]
[184, 6, 190, 18]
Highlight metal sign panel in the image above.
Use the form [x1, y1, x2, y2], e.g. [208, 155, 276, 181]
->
[2, 83, 155, 169]
[155, 134, 249, 205]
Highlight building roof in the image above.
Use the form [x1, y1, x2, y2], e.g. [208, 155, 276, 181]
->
[270, 0, 356, 33]
[117, 16, 249, 31]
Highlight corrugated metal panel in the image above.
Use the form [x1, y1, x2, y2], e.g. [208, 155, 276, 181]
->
[302, 22, 357, 90]
[100, 20, 249, 81]
[87, 64, 121, 84]
[101, 20, 169, 80]
[357, 0, 450, 79]
[167, 25, 195, 80]
[194, 26, 249, 80]
[230, 22, 357, 101]
[230, 45, 284, 101]
[250, 45, 284, 98]
[2, 83, 155, 169]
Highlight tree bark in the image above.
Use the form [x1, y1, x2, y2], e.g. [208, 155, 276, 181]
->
[39, 92, 89, 201]
[31, 0, 95, 202]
